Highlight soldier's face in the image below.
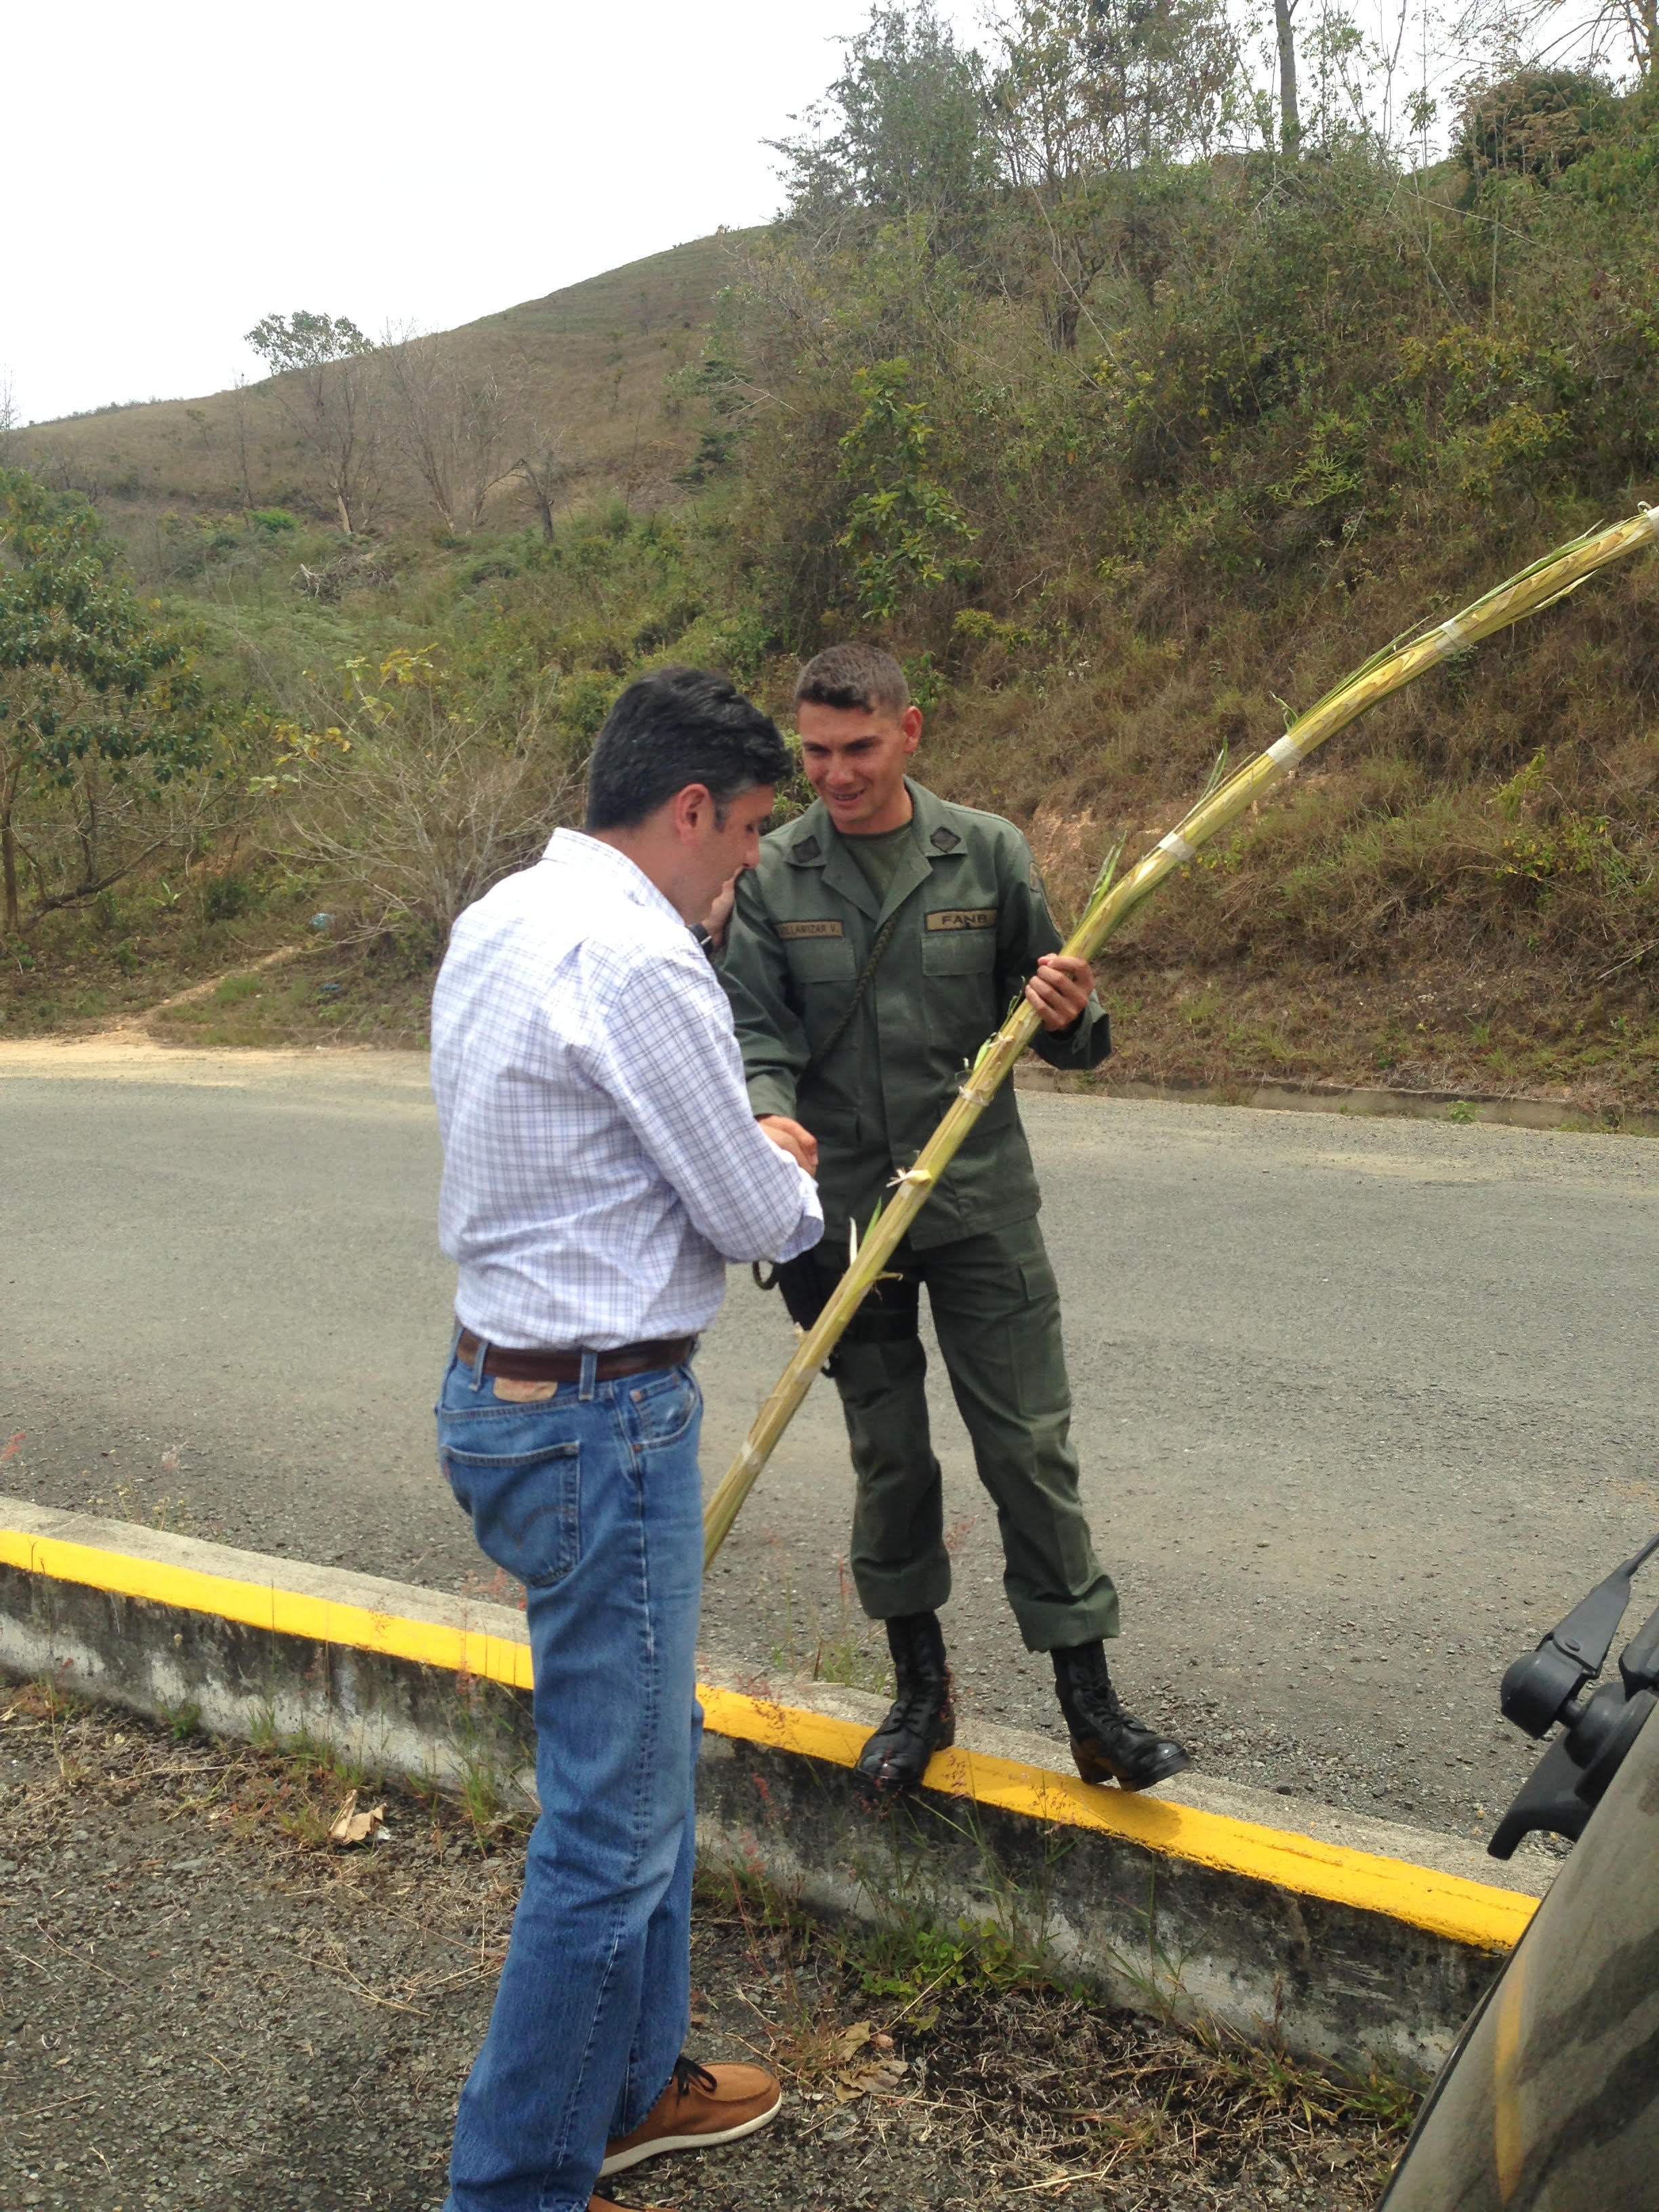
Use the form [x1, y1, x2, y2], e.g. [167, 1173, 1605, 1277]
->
[796, 700, 923, 836]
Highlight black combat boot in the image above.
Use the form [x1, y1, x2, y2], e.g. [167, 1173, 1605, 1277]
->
[855, 1610, 956, 1801]
[1052, 1641, 1190, 1790]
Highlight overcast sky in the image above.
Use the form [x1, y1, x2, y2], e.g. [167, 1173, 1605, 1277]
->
[5, 1, 1614, 429]
[2, 0, 976, 427]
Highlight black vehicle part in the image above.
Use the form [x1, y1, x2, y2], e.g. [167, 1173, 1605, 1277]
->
[1490, 1529, 1659, 1860]
[1382, 1670, 1659, 2209]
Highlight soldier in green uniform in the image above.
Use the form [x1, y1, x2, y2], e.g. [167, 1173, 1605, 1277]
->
[718, 642, 1189, 1798]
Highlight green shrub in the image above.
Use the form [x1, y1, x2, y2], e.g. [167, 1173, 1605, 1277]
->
[1458, 70, 1617, 182]
[202, 874, 251, 922]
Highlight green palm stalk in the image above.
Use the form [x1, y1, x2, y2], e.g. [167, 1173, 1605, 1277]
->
[703, 507, 1659, 1567]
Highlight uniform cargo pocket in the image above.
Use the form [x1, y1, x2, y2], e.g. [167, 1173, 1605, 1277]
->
[439, 1435, 581, 1587]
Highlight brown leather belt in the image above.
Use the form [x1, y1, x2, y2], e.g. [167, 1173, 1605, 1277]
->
[455, 1328, 696, 1384]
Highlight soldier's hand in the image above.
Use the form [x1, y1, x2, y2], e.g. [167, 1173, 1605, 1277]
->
[1025, 954, 1092, 1033]
[758, 1114, 819, 1175]
[700, 870, 743, 952]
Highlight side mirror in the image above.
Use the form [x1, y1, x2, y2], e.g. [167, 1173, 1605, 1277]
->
[1490, 1531, 1659, 1859]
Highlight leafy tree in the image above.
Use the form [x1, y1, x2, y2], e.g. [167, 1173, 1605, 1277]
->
[245, 310, 372, 374]
[671, 352, 753, 486]
[989, 0, 1242, 180]
[775, 3, 997, 251]
[987, 0, 1242, 344]
[0, 470, 214, 933]
[1458, 68, 1617, 180]
[245, 310, 380, 534]
[835, 359, 976, 623]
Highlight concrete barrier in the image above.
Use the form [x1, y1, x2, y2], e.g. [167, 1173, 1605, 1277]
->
[1, 1496, 1549, 2078]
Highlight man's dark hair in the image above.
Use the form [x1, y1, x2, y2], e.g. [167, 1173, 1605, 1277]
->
[585, 666, 791, 830]
[794, 642, 910, 717]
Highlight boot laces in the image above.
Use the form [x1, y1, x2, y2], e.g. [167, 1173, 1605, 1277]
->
[1066, 1664, 1139, 1732]
[673, 2056, 718, 2101]
[881, 1667, 948, 1740]
[897, 1679, 939, 1725]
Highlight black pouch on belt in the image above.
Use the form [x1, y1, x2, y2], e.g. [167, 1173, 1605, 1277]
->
[756, 1251, 922, 1349]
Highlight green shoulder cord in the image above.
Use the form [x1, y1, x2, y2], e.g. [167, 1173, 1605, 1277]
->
[752, 907, 904, 1295]
[804, 907, 904, 1076]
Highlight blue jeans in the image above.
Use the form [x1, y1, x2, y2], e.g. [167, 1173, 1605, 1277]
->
[436, 1344, 705, 2212]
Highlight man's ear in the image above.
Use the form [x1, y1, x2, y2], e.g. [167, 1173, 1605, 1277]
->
[901, 705, 924, 752]
[670, 782, 715, 840]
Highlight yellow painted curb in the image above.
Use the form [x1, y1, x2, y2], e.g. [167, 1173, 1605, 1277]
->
[1, 1525, 535, 1694]
[6, 1523, 1535, 1954]
[700, 1689, 1534, 1954]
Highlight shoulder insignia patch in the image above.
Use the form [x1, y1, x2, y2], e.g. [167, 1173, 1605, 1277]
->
[777, 918, 844, 941]
[925, 907, 997, 932]
[929, 826, 962, 852]
[790, 834, 822, 863]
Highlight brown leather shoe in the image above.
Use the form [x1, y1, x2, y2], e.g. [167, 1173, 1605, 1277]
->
[599, 2055, 783, 2176]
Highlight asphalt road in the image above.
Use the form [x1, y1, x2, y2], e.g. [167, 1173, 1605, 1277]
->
[5, 1038, 1658, 1842]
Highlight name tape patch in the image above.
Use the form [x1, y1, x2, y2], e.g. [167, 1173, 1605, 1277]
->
[777, 919, 845, 941]
[925, 907, 998, 932]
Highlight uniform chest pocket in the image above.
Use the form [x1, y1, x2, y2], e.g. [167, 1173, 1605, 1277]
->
[921, 928, 996, 977]
[785, 935, 858, 985]
[920, 920, 998, 1046]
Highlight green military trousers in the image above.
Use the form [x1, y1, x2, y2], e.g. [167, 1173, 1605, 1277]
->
[785, 1216, 1120, 1652]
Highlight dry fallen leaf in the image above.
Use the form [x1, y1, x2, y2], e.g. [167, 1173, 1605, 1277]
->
[834, 2020, 872, 2063]
[832, 2056, 909, 2104]
[327, 1789, 388, 1848]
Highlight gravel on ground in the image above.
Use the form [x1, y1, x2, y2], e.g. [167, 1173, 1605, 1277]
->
[1, 1681, 1414, 2212]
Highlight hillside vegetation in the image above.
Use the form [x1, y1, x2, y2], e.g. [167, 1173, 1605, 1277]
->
[5, 6, 1659, 1118]
[10, 232, 762, 541]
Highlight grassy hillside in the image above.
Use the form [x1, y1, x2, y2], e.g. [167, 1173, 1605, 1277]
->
[7, 231, 764, 545]
[6, 45, 1659, 1126]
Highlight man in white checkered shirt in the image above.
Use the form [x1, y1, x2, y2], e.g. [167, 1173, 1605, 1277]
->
[431, 668, 822, 2212]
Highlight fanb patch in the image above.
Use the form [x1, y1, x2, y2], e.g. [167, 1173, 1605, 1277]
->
[929, 825, 962, 852]
[777, 919, 845, 940]
[925, 907, 997, 932]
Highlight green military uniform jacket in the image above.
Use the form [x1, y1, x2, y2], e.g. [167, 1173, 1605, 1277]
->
[719, 779, 1111, 1252]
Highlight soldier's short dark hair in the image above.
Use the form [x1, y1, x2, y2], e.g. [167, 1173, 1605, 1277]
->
[585, 666, 791, 830]
[794, 642, 910, 718]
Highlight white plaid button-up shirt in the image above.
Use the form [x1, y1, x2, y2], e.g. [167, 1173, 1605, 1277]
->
[432, 830, 823, 1351]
